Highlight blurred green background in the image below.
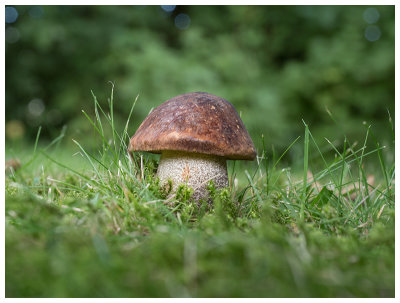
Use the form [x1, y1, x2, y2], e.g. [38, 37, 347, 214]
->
[5, 5, 395, 158]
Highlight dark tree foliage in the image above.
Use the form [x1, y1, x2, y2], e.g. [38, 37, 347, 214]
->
[5, 5, 395, 153]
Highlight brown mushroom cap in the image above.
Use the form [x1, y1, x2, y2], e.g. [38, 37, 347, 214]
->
[128, 92, 256, 160]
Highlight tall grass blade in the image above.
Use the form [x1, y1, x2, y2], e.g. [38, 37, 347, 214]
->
[300, 121, 309, 221]
[119, 94, 139, 162]
[108, 81, 117, 154]
[33, 126, 42, 154]
[261, 134, 269, 195]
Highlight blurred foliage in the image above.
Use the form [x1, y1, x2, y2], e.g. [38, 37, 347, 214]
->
[5, 5, 395, 156]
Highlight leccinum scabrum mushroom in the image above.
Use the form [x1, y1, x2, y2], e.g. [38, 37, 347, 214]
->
[128, 92, 256, 202]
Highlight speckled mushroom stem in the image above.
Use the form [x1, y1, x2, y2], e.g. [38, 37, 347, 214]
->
[157, 150, 229, 202]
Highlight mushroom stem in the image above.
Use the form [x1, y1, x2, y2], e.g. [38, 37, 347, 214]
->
[157, 150, 229, 202]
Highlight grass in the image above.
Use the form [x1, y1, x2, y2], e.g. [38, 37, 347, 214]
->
[5, 88, 395, 298]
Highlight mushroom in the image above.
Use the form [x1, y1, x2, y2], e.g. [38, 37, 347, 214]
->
[128, 92, 256, 202]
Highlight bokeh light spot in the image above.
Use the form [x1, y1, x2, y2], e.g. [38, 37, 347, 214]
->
[175, 13, 191, 30]
[6, 120, 25, 140]
[5, 27, 20, 44]
[29, 6, 44, 19]
[28, 98, 45, 117]
[363, 7, 380, 24]
[364, 25, 381, 42]
[161, 5, 176, 13]
[5, 6, 18, 24]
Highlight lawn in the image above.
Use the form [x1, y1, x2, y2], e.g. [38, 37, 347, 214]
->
[5, 95, 395, 298]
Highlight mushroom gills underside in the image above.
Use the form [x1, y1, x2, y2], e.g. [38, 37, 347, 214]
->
[156, 150, 229, 202]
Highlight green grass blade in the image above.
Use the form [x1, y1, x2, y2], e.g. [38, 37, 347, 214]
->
[271, 136, 301, 171]
[33, 126, 42, 154]
[108, 81, 117, 154]
[300, 121, 309, 221]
